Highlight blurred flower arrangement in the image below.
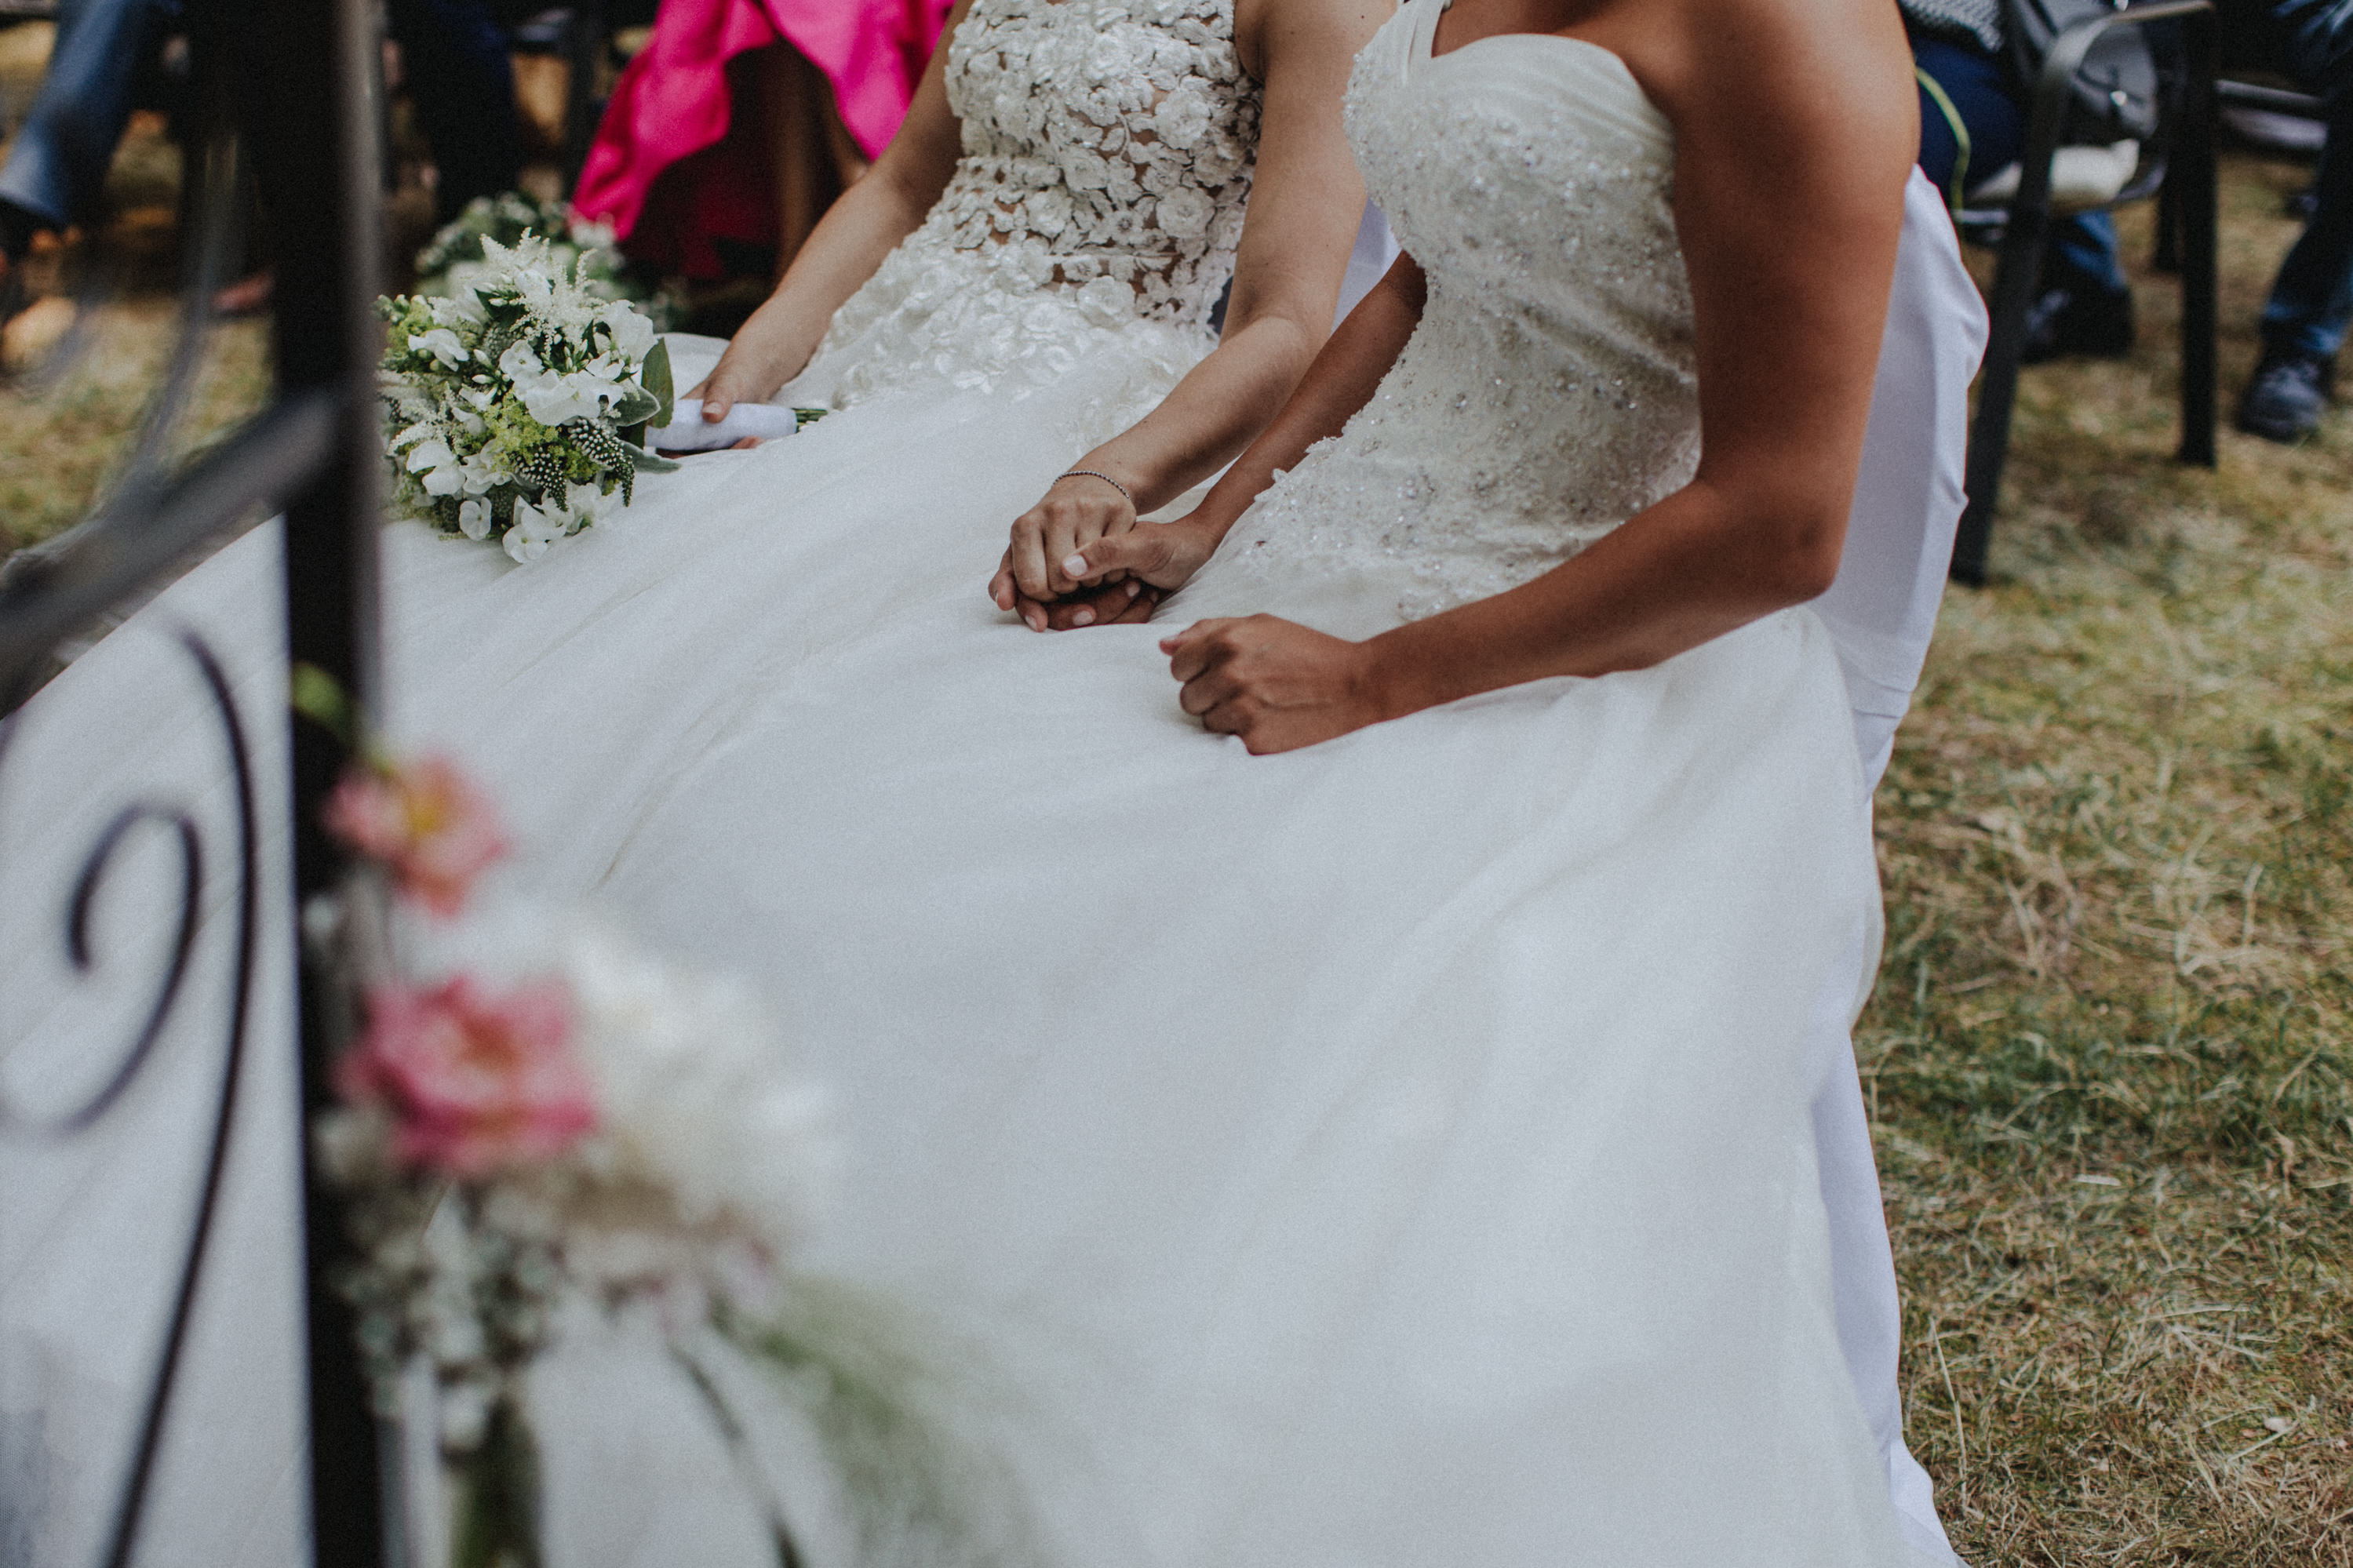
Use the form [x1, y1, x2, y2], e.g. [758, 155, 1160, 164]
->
[413, 191, 676, 332]
[297, 674, 839, 1568]
[380, 234, 676, 564]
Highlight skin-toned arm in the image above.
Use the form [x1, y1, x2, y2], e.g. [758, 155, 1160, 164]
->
[989, 0, 1393, 624]
[1024, 252, 1426, 629]
[1156, 0, 1917, 753]
[689, 0, 975, 422]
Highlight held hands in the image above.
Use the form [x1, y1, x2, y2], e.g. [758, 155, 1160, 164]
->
[989, 475, 1222, 631]
[1160, 615, 1391, 755]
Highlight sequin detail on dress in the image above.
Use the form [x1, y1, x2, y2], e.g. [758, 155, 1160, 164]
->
[1186, 10, 1696, 629]
[812, 0, 1260, 413]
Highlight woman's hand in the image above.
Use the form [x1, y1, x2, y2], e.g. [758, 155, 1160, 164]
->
[1160, 614, 1389, 754]
[993, 472, 1140, 609]
[992, 508, 1226, 631]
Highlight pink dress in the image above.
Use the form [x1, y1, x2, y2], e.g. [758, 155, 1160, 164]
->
[574, 0, 955, 277]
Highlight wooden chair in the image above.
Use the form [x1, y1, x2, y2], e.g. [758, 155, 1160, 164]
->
[1947, 0, 2218, 587]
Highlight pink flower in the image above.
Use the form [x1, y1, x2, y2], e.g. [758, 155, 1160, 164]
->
[326, 755, 508, 916]
[341, 977, 596, 1177]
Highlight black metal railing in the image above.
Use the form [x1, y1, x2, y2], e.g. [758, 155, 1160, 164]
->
[0, 0, 388, 1562]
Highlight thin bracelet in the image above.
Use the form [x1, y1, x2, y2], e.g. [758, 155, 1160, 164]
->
[1058, 469, 1134, 508]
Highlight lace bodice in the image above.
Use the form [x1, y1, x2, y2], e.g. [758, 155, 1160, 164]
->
[1182, 2, 1697, 634]
[806, 0, 1259, 413]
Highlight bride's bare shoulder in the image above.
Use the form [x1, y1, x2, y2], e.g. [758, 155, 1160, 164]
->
[1631, 0, 1914, 140]
[1232, 0, 1395, 85]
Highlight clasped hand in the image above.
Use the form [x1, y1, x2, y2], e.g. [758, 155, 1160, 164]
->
[989, 480, 1390, 753]
[988, 475, 1220, 631]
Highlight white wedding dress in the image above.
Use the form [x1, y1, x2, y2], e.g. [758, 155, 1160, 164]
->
[595, 5, 1931, 1565]
[0, 2, 1957, 1563]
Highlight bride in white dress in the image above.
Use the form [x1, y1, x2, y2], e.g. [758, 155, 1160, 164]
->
[0, 0, 1963, 1560]
[592, 0, 1946, 1562]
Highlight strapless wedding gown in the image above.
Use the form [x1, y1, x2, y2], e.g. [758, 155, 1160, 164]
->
[592, 6, 1932, 1564]
[0, 3, 1940, 1565]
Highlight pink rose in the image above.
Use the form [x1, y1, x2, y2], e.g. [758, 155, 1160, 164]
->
[326, 755, 508, 916]
[341, 977, 596, 1177]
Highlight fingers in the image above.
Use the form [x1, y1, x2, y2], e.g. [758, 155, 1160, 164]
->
[1069, 527, 1167, 588]
[1159, 618, 1236, 679]
[1040, 578, 1147, 630]
[989, 551, 1018, 612]
[1009, 512, 1054, 602]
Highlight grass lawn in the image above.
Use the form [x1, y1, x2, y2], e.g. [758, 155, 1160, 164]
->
[0, 108, 2347, 1562]
[1874, 152, 2353, 1563]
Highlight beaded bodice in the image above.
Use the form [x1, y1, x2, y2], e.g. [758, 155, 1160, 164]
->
[1182, 1, 1697, 633]
[810, 0, 1260, 411]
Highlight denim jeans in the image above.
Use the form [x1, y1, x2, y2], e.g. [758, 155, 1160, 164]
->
[1912, 35, 2132, 295]
[2260, 75, 2353, 358]
[0, 0, 180, 232]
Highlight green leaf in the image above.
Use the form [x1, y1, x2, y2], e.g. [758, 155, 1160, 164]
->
[288, 663, 355, 749]
[623, 440, 680, 474]
[643, 338, 674, 430]
[609, 386, 660, 425]
[791, 406, 831, 430]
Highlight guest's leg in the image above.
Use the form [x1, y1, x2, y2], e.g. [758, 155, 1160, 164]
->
[2239, 89, 2353, 438]
[0, 0, 180, 253]
[387, 0, 522, 223]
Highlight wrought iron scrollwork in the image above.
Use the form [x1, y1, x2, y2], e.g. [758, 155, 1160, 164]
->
[0, 0, 399, 1559]
[0, 630, 260, 1568]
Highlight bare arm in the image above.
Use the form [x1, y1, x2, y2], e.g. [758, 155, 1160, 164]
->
[989, 0, 1393, 620]
[1165, 0, 1918, 751]
[1022, 252, 1426, 628]
[692, 1, 975, 420]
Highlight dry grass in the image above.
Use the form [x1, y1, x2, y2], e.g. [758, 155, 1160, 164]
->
[1870, 147, 2353, 1564]
[0, 96, 2346, 1561]
[0, 106, 271, 558]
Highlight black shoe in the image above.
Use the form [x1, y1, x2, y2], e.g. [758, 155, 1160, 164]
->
[2020, 285, 2136, 364]
[2235, 351, 2333, 444]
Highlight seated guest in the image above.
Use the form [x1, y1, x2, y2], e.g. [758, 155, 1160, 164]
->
[1903, 0, 2138, 362]
[2237, 0, 2353, 442]
[574, 0, 953, 284]
[0, 0, 181, 299]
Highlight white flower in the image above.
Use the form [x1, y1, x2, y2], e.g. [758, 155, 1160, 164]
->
[556, 920, 834, 1261]
[1156, 185, 1213, 239]
[1025, 188, 1073, 238]
[597, 300, 655, 362]
[457, 498, 490, 540]
[1062, 148, 1112, 191]
[408, 327, 468, 368]
[1076, 275, 1133, 326]
[561, 480, 614, 529]
[497, 338, 546, 384]
[503, 497, 567, 564]
[1153, 86, 1212, 150]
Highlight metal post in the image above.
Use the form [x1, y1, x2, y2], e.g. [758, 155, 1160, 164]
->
[2175, 7, 2219, 467]
[245, 0, 392, 1556]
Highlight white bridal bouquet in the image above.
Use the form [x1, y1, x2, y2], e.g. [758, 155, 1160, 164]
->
[379, 234, 677, 564]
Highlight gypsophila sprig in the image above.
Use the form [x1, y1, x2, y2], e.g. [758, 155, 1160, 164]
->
[380, 234, 678, 564]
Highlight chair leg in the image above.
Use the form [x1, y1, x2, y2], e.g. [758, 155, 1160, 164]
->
[1952, 208, 2055, 586]
[2153, 169, 2182, 274]
[2176, 10, 2218, 467]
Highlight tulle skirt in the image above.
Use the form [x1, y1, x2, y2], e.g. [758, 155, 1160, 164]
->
[1, 318, 1926, 1564]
